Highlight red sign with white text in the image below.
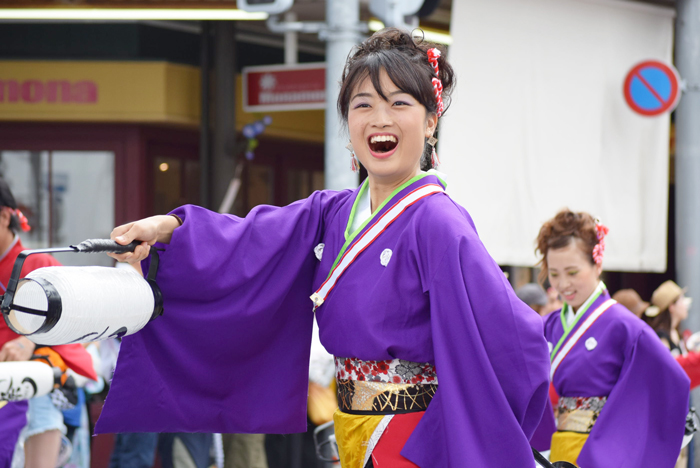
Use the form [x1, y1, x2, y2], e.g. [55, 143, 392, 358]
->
[243, 63, 326, 112]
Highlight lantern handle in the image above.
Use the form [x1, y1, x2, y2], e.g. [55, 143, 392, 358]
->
[70, 239, 142, 254]
[145, 248, 163, 320]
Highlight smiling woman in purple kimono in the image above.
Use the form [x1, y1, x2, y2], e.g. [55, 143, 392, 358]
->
[536, 210, 689, 468]
[97, 29, 551, 468]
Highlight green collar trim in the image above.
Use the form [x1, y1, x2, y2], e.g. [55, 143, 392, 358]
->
[330, 172, 438, 275]
[426, 168, 447, 189]
[550, 282, 606, 362]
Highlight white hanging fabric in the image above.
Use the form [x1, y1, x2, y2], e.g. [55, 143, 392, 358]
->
[441, 0, 674, 272]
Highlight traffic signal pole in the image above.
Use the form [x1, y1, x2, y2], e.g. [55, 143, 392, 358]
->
[322, 0, 363, 190]
[675, 0, 700, 335]
[265, 0, 364, 190]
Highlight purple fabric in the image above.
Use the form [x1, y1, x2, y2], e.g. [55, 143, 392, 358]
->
[312, 176, 550, 466]
[98, 189, 350, 434]
[530, 396, 557, 452]
[97, 175, 551, 467]
[0, 401, 27, 468]
[542, 291, 690, 468]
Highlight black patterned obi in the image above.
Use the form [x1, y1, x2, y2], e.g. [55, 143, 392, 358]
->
[556, 396, 607, 433]
[334, 357, 438, 415]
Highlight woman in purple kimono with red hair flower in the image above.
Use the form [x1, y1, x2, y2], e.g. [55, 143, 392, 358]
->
[99, 28, 551, 467]
[536, 209, 689, 468]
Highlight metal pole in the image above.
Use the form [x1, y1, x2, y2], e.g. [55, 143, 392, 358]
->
[212, 21, 237, 211]
[199, 21, 211, 209]
[676, 0, 700, 333]
[284, 11, 298, 65]
[324, 0, 362, 190]
[675, 3, 700, 465]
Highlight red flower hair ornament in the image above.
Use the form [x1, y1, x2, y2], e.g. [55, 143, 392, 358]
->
[426, 48, 444, 167]
[592, 219, 609, 265]
[4, 207, 31, 232]
[426, 48, 445, 118]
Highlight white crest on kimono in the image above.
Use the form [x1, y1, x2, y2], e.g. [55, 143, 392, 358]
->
[380, 249, 393, 267]
[314, 243, 325, 261]
[585, 337, 597, 351]
[547, 342, 553, 353]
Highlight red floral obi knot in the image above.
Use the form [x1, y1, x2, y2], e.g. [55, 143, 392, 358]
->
[334, 357, 438, 385]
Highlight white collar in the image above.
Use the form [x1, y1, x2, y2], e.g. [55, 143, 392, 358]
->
[350, 184, 371, 233]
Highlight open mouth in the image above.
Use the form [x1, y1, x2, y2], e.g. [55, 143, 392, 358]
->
[562, 291, 576, 301]
[368, 134, 398, 154]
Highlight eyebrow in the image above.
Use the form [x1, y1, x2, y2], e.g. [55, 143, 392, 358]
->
[350, 92, 372, 101]
[350, 89, 410, 102]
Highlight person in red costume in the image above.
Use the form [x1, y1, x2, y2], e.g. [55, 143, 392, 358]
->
[0, 178, 96, 468]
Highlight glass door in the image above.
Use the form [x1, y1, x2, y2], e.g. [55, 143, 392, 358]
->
[0, 150, 115, 266]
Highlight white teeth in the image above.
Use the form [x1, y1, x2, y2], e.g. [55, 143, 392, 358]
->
[370, 135, 397, 144]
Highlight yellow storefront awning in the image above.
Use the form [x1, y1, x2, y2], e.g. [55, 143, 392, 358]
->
[0, 60, 324, 143]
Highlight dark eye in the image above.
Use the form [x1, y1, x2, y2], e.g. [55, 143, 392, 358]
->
[353, 103, 370, 109]
[393, 101, 409, 106]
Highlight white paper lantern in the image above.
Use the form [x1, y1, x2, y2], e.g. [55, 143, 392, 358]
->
[0, 361, 57, 402]
[2, 239, 163, 346]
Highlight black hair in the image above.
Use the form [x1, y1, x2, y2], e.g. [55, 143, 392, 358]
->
[337, 28, 456, 171]
[0, 177, 21, 233]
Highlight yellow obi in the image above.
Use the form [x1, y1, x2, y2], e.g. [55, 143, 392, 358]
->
[550, 396, 607, 465]
[550, 432, 589, 465]
[334, 409, 391, 468]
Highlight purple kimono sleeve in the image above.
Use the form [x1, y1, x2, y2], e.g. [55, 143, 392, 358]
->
[402, 234, 550, 467]
[96, 191, 348, 434]
[578, 327, 689, 468]
[530, 396, 557, 452]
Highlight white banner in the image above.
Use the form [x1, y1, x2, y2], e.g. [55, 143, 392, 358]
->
[441, 0, 675, 272]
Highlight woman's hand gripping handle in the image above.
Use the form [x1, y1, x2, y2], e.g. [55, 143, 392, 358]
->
[109, 215, 181, 264]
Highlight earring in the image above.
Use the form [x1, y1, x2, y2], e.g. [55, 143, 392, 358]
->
[427, 135, 440, 168]
[347, 142, 360, 173]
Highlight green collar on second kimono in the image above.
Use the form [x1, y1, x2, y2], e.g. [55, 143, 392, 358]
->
[330, 171, 446, 274]
[550, 281, 606, 361]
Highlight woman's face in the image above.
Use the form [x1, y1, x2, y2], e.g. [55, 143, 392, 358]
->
[547, 240, 602, 311]
[347, 69, 437, 185]
[0, 209, 12, 237]
[670, 294, 690, 323]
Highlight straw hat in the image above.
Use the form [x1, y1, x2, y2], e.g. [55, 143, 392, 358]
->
[645, 280, 691, 317]
[612, 289, 649, 318]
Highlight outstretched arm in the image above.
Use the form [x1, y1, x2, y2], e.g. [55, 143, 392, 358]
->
[109, 215, 181, 263]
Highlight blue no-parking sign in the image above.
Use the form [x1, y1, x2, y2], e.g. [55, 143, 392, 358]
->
[623, 60, 681, 116]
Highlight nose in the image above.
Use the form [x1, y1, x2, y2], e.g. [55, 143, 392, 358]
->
[550, 275, 566, 292]
[371, 102, 393, 128]
[559, 277, 573, 291]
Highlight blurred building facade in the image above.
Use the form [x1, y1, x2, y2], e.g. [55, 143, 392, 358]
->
[0, 18, 330, 261]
